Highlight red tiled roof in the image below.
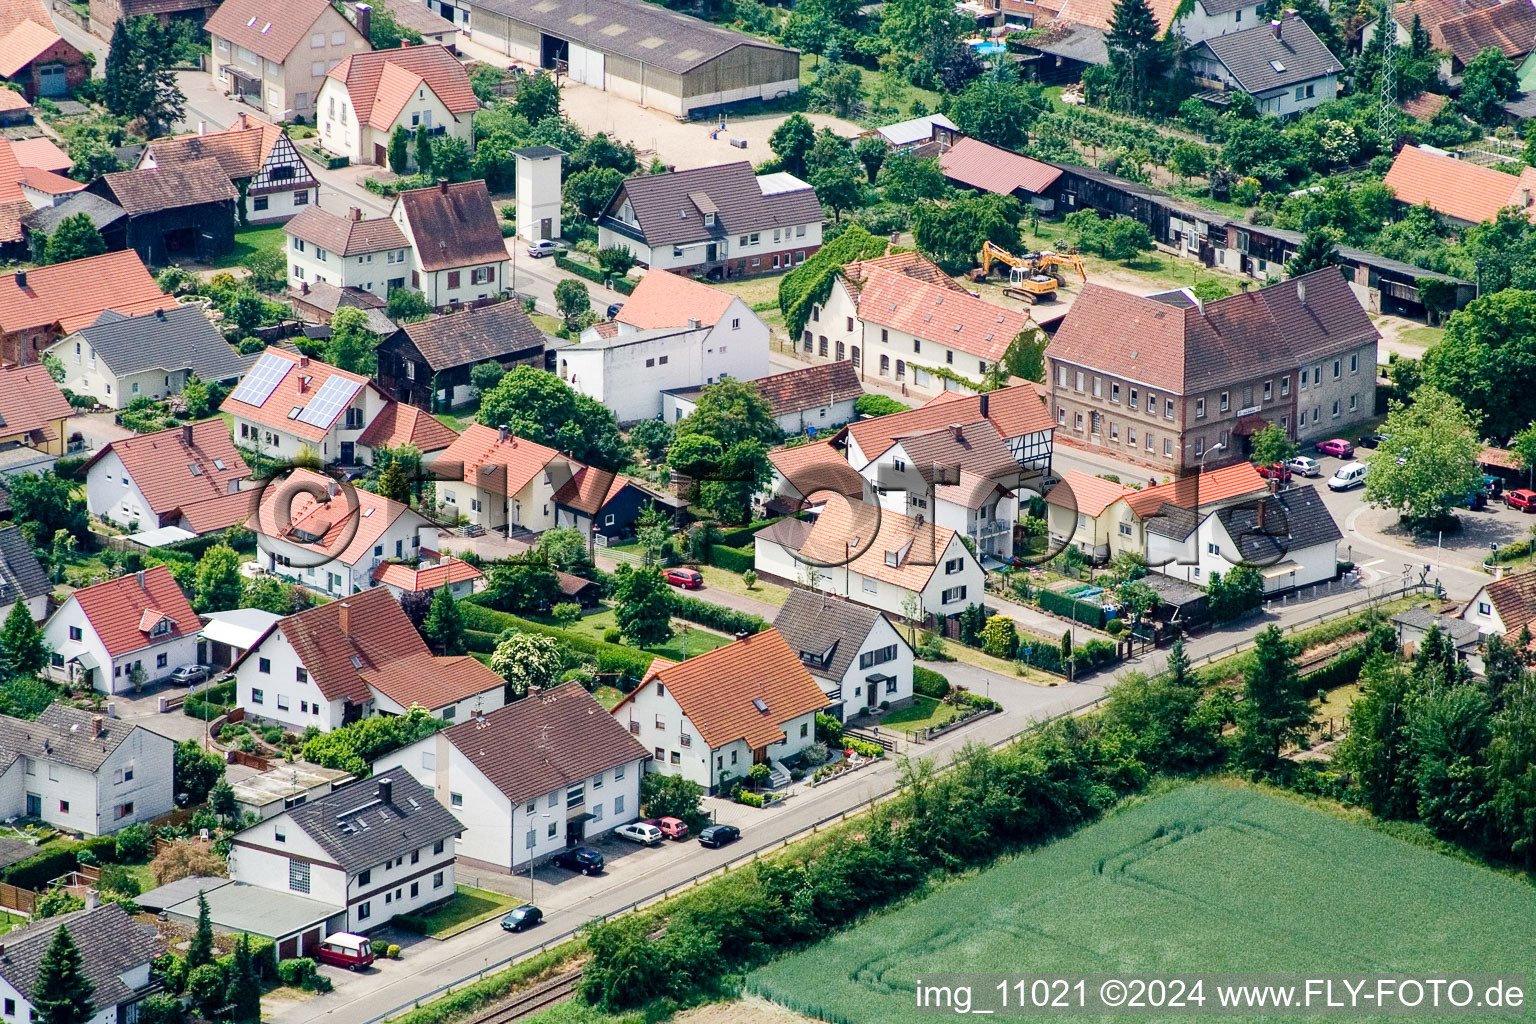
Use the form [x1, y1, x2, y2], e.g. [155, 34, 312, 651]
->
[71, 565, 197, 659]
[842, 250, 969, 297]
[1393, 0, 1499, 39]
[551, 466, 626, 516]
[326, 44, 477, 130]
[434, 423, 572, 498]
[19, 167, 85, 196]
[798, 499, 959, 592]
[749, 361, 861, 419]
[359, 650, 503, 711]
[284, 206, 408, 256]
[611, 629, 827, 750]
[0, 250, 175, 335]
[86, 420, 249, 521]
[205, 0, 349, 63]
[1384, 144, 1536, 224]
[845, 383, 1054, 464]
[0, 17, 63, 78]
[252, 468, 420, 568]
[0, 363, 69, 443]
[259, 586, 426, 703]
[372, 556, 482, 592]
[1436, 0, 1536, 64]
[1123, 462, 1267, 518]
[0, 89, 27, 113]
[853, 264, 1028, 361]
[0, 0, 51, 42]
[218, 348, 383, 442]
[1045, 470, 1136, 518]
[768, 439, 849, 488]
[939, 136, 1063, 197]
[1481, 445, 1521, 471]
[1050, 0, 1181, 32]
[10, 137, 70, 174]
[176, 489, 262, 534]
[616, 271, 736, 330]
[1399, 91, 1450, 121]
[356, 400, 460, 453]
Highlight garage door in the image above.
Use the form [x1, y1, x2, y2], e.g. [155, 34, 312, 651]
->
[37, 64, 66, 97]
[568, 44, 604, 87]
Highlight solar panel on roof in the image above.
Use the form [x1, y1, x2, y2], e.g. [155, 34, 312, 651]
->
[228, 352, 290, 407]
[295, 375, 365, 429]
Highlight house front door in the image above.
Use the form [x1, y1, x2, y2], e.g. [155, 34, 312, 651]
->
[25, 793, 39, 816]
[706, 243, 717, 262]
[374, 144, 386, 166]
[340, 441, 354, 464]
[867, 680, 878, 709]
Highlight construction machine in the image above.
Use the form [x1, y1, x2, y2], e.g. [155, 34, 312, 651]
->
[1034, 250, 1087, 286]
[977, 241, 1057, 304]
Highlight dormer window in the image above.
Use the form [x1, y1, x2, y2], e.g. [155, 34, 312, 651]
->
[704, 212, 715, 226]
[151, 619, 170, 636]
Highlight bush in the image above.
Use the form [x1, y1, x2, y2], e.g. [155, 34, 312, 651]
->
[183, 678, 237, 720]
[855, 394, 910, 418]
[2, 848, 77, 890]
[603, 628, 622, 644]
[666, 591, 765, 635]
[708, 545, 754, 574]
[386, 944, 401, 959]
[1105, 618, 1125, 635]
[551, 602, 583, 627]
[815, 712, 844, 745]
[136, 994, 183, 1024]
[97, 864, 142, 897]
[737, 790, 765, 807]
[845, 738, 885, 758]
[913, 666, 950, 699]
[1037, 589, 1107, 629]
[980, 615, 1018, 658]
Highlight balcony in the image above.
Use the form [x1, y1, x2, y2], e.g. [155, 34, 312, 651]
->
[970, 520, 1013, 541]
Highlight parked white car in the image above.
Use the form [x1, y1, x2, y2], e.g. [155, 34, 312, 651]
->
[1287, 456, 1322, 478]
[1328, 461, 1368, 491]
[614, 822, 664, 846]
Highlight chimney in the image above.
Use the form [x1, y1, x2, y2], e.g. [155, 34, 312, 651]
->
[438, 178, 449, 194]
[301, 281, 310, 295]
[298, 376, 308, 393]
[979, 392, 989, 419]
[734, 629, 751, 642]
[135, 569, 145, 588]
[156, 309, 166, 320]
[949, 423, 963, 440]
[687, 317, 701, 329]
[498, 425, 509, 443]
[339, 601, 350, 637]
[93, 715, 104, 737]
[298, 355, 309, 367]
[1297, 279, 1307, 306]
[349, 206, 362, 222]
[182, 423, 194, 447]
[1257, 498, 1267, 528]
[355, 2, 372, 40]
[399, 37, 410, 47]
[14, 270, 25, 288]
[378, 776, 392, 805]
[1271, 17, 1281, 37]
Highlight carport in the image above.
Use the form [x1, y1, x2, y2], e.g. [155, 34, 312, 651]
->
[161, 880, 344, 957]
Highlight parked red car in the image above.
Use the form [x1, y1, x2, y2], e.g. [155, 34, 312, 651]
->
[662, 568, 703, 589]
[315, 933, 373, 971]
[1255, 461, 1292, 482]
[1507, 489, 1536, 512]
[1315, 438, 1355, 458]
[644, 816, 690, 840]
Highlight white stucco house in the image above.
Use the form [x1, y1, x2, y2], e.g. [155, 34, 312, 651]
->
[611, 629, 828, 794]
[284, 206, 413, 300]
[43, 567, 199, 695]
[250, 468, 435, 598]
[84, 421, 253, 536]
[1187, 12, 1343, 116]
[1460, 569, 1536, 637]
[1147, 483, 1341, 595]
[754, 503, 986, 625]
[316, 43, 477, 168]
[433, 424, 580, 535]
[0, 703, 175, 835]
[46, 305, 251, 411]
[0, 904, 161, 1024]
[230, 586, 506, 734]
[388, 180, 509, 310]
[376, 682, 650, 872]
[228, 767, 464, 933]
[220, 348, 393, 466]
[565, 269, 770, 424]
[772, 589, 914, 721]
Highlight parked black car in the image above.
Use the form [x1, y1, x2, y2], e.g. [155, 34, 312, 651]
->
[606, 303, 624, 319]
[500, 904, 543, 932]
[697, 824, 741, 848]
[1357, 433, 1388, 449]
[552, 847, 605, 874]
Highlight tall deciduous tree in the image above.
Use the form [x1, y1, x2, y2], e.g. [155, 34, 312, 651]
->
[611, 565, 673, 647]
[1424, 288, 1536, 441]
[478, 367, 625, 468]
[512, 72, 560, 125]
[912, 192, 1022, 274]
[489, 631, 563, 697]
[0, 601, 46, 677]
[947, 76, 1045, 151]
[1459, 46, 1518, 124]
[563, 167, 624, 222]
[31, 925, 94, 1024]
[768, 114, 816, 177]
[674, 378, 779, 448]
[1364, 387, 1484, 522]
[191, 543, 242, 614]
[326, 306, 378, 376]
[1236, 625, 1309, 771]
[853, 135, 887, 183]
[1248, 422, 1298, 467]
[44, 214, 106, 266]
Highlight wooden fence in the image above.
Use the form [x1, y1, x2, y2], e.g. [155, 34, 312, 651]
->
[229, 750, 270, 772]
[0, 882, 36, 915]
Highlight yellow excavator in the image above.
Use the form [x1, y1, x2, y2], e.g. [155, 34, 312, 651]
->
[1035, 250, 1088, 286]
[977, 242, 1058, 304]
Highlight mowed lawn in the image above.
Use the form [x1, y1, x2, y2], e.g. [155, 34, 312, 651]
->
[748, 782, 1536, 1024]
[210, 225, 286, 269]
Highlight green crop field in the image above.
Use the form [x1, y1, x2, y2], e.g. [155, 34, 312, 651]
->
[748, 782, 1536, 1024]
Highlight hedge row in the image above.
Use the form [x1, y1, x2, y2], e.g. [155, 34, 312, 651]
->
[718, 518, 782, 548]
[184, 678, 237, 720]
[1037, 588, 1108, 629]
[463, 629, 499, 654]
[460, 599, 654, 679]
[611, 277, 635, 296]
[913, 666, 950, 699]
[1, 832, 117, 890]
[666, 591, 766, 635]
[1300, 642, 1370, 691]
[708, 545, 753, 574]
[554, 254, 606, 285]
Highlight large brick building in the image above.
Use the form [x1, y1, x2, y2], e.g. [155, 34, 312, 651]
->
[1045, 268, 1379, 475]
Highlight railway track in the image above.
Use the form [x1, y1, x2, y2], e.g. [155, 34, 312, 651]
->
[469, 969, 583, 1024]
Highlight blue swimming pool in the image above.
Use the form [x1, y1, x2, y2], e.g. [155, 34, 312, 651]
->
[970, 40, 1008, 55]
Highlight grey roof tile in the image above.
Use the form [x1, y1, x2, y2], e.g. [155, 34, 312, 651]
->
[600, 162, 821, 248]
[284, 765, 463, 874]
[393, 301, 547, 372]
[20, 192, 126, 236]
[0, 704, 158, 773]
[0, 525, 47, 608]
[1216, 483, 1341, 562]
[1199, 16, 1343, 94]
[773, 589, 902, 681]
[0, 905, 161, 1012]
[73, 304, 249, 382]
